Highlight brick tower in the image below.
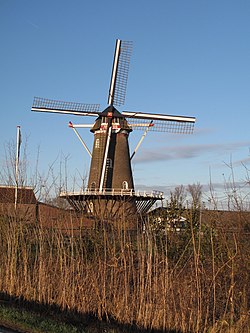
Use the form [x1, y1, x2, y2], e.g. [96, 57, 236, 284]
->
[88, 106, 134, 192]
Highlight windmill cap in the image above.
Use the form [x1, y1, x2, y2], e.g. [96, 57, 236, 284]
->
[101, 105, 125, 118]
[90, 105, 132, 133]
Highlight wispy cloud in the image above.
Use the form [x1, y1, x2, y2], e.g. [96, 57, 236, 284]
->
[134, 141, 250, 163]
[27, 20, 39, 29]
[136, 180, 250, 210]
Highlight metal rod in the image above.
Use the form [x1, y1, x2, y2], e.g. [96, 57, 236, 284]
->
[123, 111, 196, 123]
[108, 39, 121, 105]
[69, 123, 92, 158]
[99, 126, 112, 192]
[15, 126, 21, 209]
[130, 121, 153, 160]
[31, 107, 100, 117]
[70, 124, 94, 128]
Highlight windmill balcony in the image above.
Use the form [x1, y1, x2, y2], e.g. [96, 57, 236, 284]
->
[60, 188, 164, 199]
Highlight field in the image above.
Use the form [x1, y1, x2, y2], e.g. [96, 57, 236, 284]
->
[0, 201, 249, 333]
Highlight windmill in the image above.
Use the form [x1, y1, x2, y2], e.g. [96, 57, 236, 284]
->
[32, 39, 196, 222]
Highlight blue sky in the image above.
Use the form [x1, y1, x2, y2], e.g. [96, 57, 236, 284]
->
[1, 0, 250, 206]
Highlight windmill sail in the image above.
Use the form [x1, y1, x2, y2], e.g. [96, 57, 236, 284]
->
[32, 97, 100, 117]
[108, 40, 133, 106]
[123, 111, 195, 133]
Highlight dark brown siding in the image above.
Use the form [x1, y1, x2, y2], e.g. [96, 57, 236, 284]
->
[0, 186, 37, 204]
[112, 131, 134, 190]
[87, 131, 107, 189]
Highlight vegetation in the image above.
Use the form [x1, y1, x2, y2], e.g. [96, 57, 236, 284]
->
[0, 304, 83, 333]
[0, 199, 249, 333]
[0, 142, 249, 332]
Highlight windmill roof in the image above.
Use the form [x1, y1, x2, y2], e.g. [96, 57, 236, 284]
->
[101, 105, 124, 118]
[90, 105, 132, 132]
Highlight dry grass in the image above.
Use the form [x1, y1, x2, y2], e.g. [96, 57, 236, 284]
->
[0, 208, 249, 333]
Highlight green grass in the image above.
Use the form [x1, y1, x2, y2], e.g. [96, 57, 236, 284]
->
[0, 304, 86, 333]
[0, 303, 132, 333]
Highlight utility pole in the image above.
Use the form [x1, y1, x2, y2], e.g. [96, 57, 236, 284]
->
[15, 126, 21, 209]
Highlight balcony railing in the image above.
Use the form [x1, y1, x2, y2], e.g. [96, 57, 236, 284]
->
[60, 188, 164, 199]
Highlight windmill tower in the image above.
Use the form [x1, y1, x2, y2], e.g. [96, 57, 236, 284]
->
[32, 39, 196, 223]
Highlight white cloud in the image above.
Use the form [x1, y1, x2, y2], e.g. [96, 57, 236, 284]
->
[133, 141, 250, 163]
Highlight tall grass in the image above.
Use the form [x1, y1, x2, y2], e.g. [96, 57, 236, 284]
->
[0, 205, 249, 333]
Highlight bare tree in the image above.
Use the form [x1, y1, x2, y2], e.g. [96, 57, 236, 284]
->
[187, 183, 202, 209]
[0, 137, 29, 186]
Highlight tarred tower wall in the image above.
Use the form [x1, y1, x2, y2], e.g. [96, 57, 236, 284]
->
[87, 108, 134, 192]
[87, 130, 107, 190]
[111, 130, 134, 190]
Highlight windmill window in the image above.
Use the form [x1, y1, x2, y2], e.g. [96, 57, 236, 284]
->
[91, 182, 96, 190]
[89, 202, 94, 213]
[95, 139, 100, 148]
[122, 181, 128, 190]
[106, 158, 112, 168]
